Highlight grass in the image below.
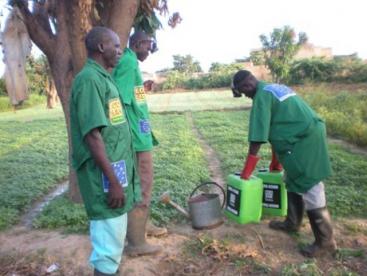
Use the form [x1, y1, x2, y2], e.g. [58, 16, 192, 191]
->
[192, 110, 367, 218]
[0, 94, 47, 113]
[150, 113, 211, 224]
[147, 89, 251, 113]
[0, 105, 68, 230]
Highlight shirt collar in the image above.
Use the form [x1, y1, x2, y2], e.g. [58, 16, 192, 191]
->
[86, 58, 111, 78]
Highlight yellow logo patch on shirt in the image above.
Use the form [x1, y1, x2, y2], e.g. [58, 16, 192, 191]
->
[109, 98, 125, 125]
[134, 86, 146, 103]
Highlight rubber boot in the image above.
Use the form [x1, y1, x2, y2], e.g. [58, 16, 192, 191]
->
[125, 207, 162, 257]
[146, 219, 167, 237]
[94, 269, 116, 276]
[269, 192, 304, 232]
[301, 207, 337, 258]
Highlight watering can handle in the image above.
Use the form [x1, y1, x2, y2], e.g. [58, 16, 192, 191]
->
[189, 181, 226, 209]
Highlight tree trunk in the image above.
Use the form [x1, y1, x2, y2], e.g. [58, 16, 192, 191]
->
[15, 0, 140, 203]
[46, 78, 58, 109]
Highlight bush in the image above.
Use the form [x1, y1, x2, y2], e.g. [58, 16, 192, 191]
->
[0, 78, 7, 96]
[303, 91, 367, 146]
[289, 58, 339, 84]
[161, 63, 243, 91]
[0, 94, 46, 112]
[289, 57, 367, 85]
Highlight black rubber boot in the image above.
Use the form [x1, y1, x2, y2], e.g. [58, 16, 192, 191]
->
[301, 207, 337, 258]
[94, 269, 117, 276]
[269, 192, 304, 233]
[125, 206, 162, 257]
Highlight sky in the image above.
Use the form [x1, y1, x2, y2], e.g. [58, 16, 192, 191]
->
[1, 0, 367, 74]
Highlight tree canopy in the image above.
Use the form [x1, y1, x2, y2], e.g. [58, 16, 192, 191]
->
[259, 25, 308, 83]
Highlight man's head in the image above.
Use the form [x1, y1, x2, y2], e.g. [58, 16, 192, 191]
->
[231, 70, 258, 99]
[85, 26, 122, 69]
[129, 31, 156, 62]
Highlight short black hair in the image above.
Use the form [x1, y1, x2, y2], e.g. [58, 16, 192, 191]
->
[85, 26, 112, 54]
[232, 70, 251, 88]
[129, 30, 151, 47]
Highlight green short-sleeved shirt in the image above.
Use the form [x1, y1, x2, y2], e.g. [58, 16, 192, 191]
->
[112, 48, 158, 152]
[248, 81, 332, 193]
[70, 59, 141, 220]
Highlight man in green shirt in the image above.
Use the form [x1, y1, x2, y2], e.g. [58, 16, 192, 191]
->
[112, 31, 164, 257]
[231, 70, 337, 258]
[70, 27, 141, 276]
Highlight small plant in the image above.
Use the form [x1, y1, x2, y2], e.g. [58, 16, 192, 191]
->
[335, 248, 365, 261]
[281, 260, 323, 276]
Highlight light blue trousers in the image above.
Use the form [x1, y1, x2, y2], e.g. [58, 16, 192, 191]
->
[89, 213, 127, 274]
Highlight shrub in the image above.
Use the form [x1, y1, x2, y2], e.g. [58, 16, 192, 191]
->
[0, 94, 46, 112]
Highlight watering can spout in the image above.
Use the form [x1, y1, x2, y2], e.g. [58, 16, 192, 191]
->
[160, 191, 190, 218]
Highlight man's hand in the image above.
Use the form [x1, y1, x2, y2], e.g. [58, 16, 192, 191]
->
[85, 128, 126, 209]
[107, 180, 125, 209]
[269, 148, 283, 171]
[240, 154, 260, 180]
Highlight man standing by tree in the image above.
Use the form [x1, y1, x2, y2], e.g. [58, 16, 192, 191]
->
[231, 70, 337, 258]
[70, 26, 141, 276]
[113, 30, 165, 257]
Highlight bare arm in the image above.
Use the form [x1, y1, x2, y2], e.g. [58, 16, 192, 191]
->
[85, 128, 125, 209]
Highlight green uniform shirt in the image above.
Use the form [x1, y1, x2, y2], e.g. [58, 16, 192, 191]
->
[248, 81, 332, 193]
[112, 48, 158, 152]
[70, 59, 141, 220]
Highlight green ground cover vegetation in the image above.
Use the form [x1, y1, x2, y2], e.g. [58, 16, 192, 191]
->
[1, 87, 366, 231]
[32, 113, 211, 232]
[0, 108, 68, 229]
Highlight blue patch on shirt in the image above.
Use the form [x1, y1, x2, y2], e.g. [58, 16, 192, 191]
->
[264, 84, 296, 101]
[139, 119, 151, 134]
[102, 160, 128, 192]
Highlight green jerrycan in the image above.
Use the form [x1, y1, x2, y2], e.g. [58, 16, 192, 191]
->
[256, 169, 287, 217]
[224, 173, 263, 224]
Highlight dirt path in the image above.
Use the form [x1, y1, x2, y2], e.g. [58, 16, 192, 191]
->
[186, 112, 225, 188]
[1, 218, 366, 275]
[20, 181, 68, 228]
[328, 137, 367, 156]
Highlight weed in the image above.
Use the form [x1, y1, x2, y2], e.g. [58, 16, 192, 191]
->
[336, 248, 365, 261]
[281, 260, 323, 276]
[342, 221, 367, 235]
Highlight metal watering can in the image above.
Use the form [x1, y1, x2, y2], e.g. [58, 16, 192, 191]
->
[160, 182, 226, 230]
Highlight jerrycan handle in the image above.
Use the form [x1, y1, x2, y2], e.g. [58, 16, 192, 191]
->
[189, 181, 226, 209]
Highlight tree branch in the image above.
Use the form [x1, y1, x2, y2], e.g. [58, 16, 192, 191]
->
[107, 0, 140, 48]
[13, 0, 56, 58]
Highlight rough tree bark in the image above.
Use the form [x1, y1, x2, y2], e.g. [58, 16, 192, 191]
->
[14, 0, 140, 202]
